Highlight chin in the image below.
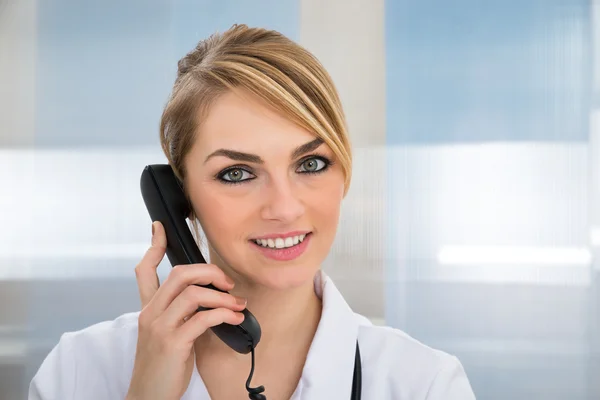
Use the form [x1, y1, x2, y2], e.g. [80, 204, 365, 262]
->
[251, 262, 320, 291]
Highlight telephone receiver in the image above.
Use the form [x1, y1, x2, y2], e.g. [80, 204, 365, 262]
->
[140, 164, 262, 354]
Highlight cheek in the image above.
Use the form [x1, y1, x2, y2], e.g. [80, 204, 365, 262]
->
[191, 188, 251, 242]
[309, 176, 345, 231]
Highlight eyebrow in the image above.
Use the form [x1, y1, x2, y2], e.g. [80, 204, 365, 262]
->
[204, 137, 324, 164]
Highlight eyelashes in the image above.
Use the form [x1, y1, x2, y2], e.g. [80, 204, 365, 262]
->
[215, 154, 333, 186]
[218, 168, 254, 184]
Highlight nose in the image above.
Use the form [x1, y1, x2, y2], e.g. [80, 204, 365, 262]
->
[259, 175, 305, 223]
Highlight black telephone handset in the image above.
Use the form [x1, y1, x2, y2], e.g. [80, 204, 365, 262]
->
[139, 164, 262, 354]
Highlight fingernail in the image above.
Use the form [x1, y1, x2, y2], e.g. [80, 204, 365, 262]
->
[235, 296, 247, 307]
[152, 222, 156, 236]
[225, 275, 235, 286]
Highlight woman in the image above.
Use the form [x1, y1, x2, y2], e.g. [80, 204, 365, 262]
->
[29, 24, 476, 400]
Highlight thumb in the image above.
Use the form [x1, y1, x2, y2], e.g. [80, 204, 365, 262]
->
[134, 221, 167, 307]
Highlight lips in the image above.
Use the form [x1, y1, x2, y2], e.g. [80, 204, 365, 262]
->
[249, 233, 312, 261]
[251, 233, 309, 249]
[251, 230, 312, 240]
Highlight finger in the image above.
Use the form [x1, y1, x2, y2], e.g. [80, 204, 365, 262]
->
[176, 308, 246, 345]
[135, 221, 167, 308]
[148, 263, 235, 316]
[158, 285, 247, 329]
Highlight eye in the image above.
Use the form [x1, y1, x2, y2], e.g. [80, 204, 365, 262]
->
[297, 156, 329, 174]
[218, 168, 255, 184]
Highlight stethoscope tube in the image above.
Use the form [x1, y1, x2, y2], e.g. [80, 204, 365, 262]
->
[351, 341, 362, 400]
[246, 341, 362, 399]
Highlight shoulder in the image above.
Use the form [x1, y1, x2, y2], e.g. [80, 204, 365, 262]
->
[355, 315, 475, 400]
[28, 312, 140, 400]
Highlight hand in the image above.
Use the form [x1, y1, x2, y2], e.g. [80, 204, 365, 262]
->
[126, 221, 247, 400]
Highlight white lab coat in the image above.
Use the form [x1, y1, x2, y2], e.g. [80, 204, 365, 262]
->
[29, 271, 476, 399]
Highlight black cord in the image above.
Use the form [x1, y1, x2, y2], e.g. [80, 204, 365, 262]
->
[245, 344, 266, 400]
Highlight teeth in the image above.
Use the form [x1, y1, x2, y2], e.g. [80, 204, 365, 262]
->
[254, 234, 307, 249]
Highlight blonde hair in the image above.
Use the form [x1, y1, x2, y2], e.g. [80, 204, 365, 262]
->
[159, 24, 352, 239]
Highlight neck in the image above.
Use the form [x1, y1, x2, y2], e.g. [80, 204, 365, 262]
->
[236, 277, 322, 350]
[197, 269, 322, 359]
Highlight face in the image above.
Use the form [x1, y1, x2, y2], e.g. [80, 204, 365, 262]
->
[183, 89, 346, 290]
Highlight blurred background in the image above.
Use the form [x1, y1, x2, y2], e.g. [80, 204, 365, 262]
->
[1, 0, 599, 398]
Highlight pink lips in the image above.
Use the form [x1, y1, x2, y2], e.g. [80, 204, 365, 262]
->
[250, 233, 311, 261]
[251, 230, 311, 240]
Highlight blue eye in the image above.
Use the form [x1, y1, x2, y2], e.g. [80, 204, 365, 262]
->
[297, 156, 330, 174]
[218, 168, 255, 184]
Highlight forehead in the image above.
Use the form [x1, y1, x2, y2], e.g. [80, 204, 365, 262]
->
[193, 90, 317, 155]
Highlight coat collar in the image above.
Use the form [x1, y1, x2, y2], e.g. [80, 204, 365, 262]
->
[183, 270, 360, 400]
[291, 269, 360, 399]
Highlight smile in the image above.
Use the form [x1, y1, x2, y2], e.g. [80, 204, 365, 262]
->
[249, 233, 312, 261]
[251, 233, 307, 249]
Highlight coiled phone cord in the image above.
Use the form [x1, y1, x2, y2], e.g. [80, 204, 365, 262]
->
[245, 343, 266, 400]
